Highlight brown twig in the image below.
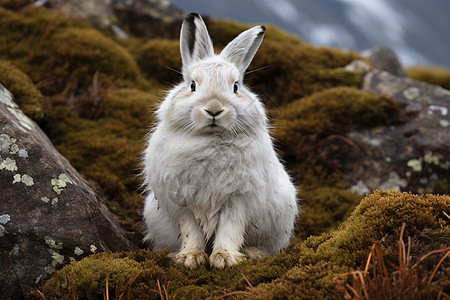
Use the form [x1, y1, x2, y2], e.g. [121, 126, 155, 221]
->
[119, 270, 142, 300]
[0, 247, 25, 299]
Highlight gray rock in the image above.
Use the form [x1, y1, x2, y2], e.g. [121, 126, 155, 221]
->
[45, 0, 185, 39]
[340, 68, 450, 194]
[46, 0, 114, 27]
[0, 84, 137, 299]
[362, 46, 407, 77]
[344, 59, 372, 75]
[112, 0, 185, 38]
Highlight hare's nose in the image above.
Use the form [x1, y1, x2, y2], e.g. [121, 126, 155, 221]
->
[205, 108, 223, 117]
[204, 100, 224, 117]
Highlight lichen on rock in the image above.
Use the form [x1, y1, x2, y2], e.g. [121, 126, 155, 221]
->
[12, 173, 34, 186]
[0, 157, 17, 171]
[51, 173, 73, 194]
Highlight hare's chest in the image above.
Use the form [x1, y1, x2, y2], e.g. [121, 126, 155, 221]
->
[163, 141, 262, 198]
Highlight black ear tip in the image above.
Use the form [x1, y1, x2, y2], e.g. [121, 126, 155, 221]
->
[260, 25, 266, 32]
[186, 13, 200, 21]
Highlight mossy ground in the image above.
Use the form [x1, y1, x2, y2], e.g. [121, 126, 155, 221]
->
[43, 191, 450, 299]
[0, 5, 448, 299]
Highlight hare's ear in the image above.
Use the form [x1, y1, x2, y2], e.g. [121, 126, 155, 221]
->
[180, 13, 214, 69]
[220, 25, 266, 77]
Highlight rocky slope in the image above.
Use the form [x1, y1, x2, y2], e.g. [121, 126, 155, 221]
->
[0, 3, 448, 299]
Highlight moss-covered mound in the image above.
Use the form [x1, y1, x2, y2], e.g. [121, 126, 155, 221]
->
[44, 191, 450, 299]
[296, 186, 362, 239]
[135, 39, 182, 84]
[258, 191, 450, 299]
[0, 59, 44, 120]
[407, 65, 450, 90]
[272, 86, 402, 178]
[0, 7, 140, 96]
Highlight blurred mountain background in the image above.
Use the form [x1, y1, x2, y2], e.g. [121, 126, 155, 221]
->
[170, 0, 450, 68]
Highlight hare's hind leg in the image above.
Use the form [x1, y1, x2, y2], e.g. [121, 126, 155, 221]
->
[242, 247, 266, 259]
[143, 192, 180, 251]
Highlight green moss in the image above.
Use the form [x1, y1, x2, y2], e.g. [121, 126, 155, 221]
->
[24, 27, 140, 95]
[44, 191, 450, 299]
[407, 65, 450, 90]
[44, 254, 144, 299]
[135, 39, 182, 84]
[296, 191, 450, 266]
[248, 42, 362, 106]
[297, 186, 362, 239]
[256, 263, 349, 300]
[0, 7, 140, 96]
[44, 248, 299, 299]
[207, 19, 304, 47]
[254, 191, 450, 298]
[0, 6, 89, 60]
[274, 86, 400, 138]
[0, 60, 44, 120]
[271, 87, 401, 177]
[48, 88, 157, 224]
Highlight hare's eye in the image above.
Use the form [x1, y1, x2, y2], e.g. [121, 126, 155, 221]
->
[190, 80, 196, 92]
[233, 82, 239, 93]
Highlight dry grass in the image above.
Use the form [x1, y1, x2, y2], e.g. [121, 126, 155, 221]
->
[149, 279, 176, 300]
[214, 273, 271, 300]
[334, 223, 450, 300]
[103, 270, 143, 300]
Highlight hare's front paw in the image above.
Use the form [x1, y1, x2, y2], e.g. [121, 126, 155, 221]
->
[172, 249, 208, 269]
[243, 247, 266, 260]
[210, 249, 246, 269]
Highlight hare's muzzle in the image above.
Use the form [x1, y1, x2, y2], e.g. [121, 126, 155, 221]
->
[203, 100, 224, 118]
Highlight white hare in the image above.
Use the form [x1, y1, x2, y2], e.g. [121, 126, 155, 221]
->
[143, 13, 298, 269]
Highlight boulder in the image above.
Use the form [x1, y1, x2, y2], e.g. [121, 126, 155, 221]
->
[361, 46, 407, 77]
[112, 0, 185, 38]
[46, 0, 114, 27]
[0, 84, 137, 299]
[339, 67, 450, 194]
[45, 0, 185, 39]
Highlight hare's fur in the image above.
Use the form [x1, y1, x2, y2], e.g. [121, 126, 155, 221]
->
[143, 13, 298, 269]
